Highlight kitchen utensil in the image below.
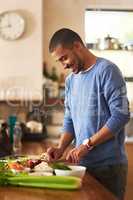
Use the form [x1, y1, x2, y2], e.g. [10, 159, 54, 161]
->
[97, 35, 120, 50]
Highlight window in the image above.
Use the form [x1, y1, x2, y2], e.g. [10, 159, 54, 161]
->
[85, 9, 133, 46]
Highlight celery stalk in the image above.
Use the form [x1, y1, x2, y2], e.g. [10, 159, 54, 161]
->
[8, 175, 81, 190]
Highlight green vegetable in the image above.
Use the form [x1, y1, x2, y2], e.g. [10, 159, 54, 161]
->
[8, 175, 81, 189]
[0, 173, 81, 189]
[0, 161, 6, 171]
[51, 163, 72, 170]
[0, 158, 81, 190]
[0, 161, 9, 172]
[0, 172, 14, 186]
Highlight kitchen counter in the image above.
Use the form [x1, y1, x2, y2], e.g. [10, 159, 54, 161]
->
[0, 140, 116, 200]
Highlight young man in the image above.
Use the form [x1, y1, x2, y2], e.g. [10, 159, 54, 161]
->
[46, 28, 130, 199]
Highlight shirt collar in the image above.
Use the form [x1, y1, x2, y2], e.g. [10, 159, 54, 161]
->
[79, 64, 94, 74]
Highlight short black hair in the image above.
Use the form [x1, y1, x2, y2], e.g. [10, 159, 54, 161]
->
[49, 28, 84, 53]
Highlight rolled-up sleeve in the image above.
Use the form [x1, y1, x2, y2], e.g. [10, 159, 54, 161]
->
[61, 77, 75, 136]
[101, 64, 130, 135]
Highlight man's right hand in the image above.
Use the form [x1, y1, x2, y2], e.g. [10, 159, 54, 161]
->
[46, 147, 64, 162]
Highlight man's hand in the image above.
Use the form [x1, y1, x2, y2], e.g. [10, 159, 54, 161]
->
[66, 144, 89, 164]
[46, 147, 64, 162]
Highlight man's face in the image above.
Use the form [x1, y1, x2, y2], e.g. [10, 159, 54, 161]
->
[51, 44, 84, 74]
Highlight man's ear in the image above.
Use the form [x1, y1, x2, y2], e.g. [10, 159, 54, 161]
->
[73, 41, 83, 50]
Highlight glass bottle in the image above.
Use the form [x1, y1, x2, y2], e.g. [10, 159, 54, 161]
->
[0, 122, 12, 156]
[13, 122, 22, 156]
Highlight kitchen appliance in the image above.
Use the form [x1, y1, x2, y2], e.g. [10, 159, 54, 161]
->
[97, 35, 120, 50]
[22, 107, 47, 141]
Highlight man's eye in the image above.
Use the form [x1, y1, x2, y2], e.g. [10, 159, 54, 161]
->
[61, 56, 67, 61]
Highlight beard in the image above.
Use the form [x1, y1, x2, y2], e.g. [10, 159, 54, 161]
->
[72, 53, 84, 74]
[63, 52, 84, 74]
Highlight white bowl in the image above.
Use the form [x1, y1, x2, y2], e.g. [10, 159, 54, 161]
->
[55, 165, 86, 178]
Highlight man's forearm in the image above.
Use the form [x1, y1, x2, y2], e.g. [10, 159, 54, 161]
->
[58, 132, 74, 152]
[90, 125, 114, 147]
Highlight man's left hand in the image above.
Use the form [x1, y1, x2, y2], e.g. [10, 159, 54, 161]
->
[66, 144, 89, 164]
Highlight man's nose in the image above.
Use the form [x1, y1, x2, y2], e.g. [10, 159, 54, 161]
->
[63, 63, 70, 69]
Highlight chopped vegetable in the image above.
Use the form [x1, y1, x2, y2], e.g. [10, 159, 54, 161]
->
[8, 162, 24, 171]
[0, 172, 81, 189]
[26, 159, 42, 169]
[0, 156, 82, 190]
[40, 152, 50, 162]
[0, 161, 6, 171]
[51, 163, 72, 170]
[34, 162, 53, 172]
[8, 175, 81, 189]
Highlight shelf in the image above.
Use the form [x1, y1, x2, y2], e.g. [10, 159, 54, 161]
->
[125, 77, 133, 82]
[90, 49, 133, 53]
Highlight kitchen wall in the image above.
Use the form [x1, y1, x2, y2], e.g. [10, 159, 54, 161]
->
[43, 0, 133, 111]
[0, 0, 133, 120]
[43, 0, 133, 73]
[0, 0, 43, 101]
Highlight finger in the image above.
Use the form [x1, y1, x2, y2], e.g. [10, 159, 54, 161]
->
[46, 147, 56, 162]
[47, 147, 54, 154]
[70, 148, 80, 164]
[66, 149, 77, 164]
[75, 155, 80, 164]
[74, 150, 80, 164]
[54, 151, 60, 161]
[71, 152, 79, 164]
[66, 151, 73, 163]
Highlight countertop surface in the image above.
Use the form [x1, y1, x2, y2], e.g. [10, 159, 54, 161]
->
[0, 140, 117, 200]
